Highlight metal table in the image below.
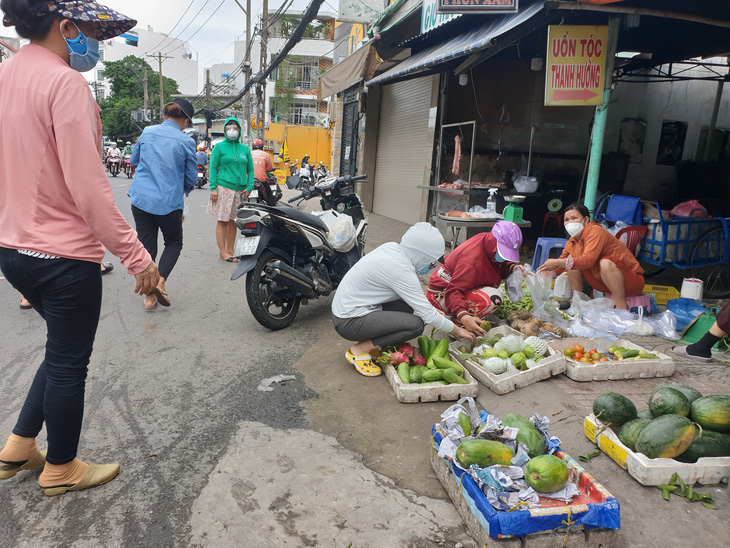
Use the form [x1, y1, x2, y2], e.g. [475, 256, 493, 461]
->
[436, 215, 532, 249]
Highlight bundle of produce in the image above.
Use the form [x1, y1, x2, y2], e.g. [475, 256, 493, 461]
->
[438, 400, 574, 510]
[563, 343, 660, 365]
[379, 337, 469, 386]
[592, 387, 730, 462]
[468, 334, 551, 375]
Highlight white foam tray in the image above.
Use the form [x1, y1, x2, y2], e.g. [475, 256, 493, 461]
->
[549, 338, 675, 381]
[449, 326, 567, 395]
[383, 362, 478, 403]
[584, 413, 730, 486]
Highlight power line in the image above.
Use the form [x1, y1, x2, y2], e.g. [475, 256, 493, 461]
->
[143, 0, 198, 55]
[162, 0, 227, 55]
[158, 0, 213, 55]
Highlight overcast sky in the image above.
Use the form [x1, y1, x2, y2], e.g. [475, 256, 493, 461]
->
[103, 0, 336, 91]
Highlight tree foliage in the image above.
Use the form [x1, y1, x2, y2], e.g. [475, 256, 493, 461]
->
[98, 55, 180, 138]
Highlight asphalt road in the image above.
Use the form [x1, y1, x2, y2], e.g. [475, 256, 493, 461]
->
[1, 172, 729, 547]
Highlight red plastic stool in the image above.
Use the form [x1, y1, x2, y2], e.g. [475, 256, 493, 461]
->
[542, 213, 563, 235]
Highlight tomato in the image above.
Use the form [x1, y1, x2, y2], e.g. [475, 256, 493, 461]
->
[571, 344, 585, 354]
[588, 349, 597, 355]
[591, 352, 602, 360]
[579, 357, 591, 363]
[563, 348, 574, 358]
[573, 352, 584, 360]
[599, 357, 609, 361]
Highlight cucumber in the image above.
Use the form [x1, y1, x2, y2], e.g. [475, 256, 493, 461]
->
[433, 356, 465, 375]
[422, 369, 443, 382]
[409, 365, 427, 383]
[441, 368, 469, 385]
[432, 338, 450, 359]
[397, 363, 410, 384]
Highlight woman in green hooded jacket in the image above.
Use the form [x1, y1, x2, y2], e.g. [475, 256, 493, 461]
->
[206, 117, 254, 262]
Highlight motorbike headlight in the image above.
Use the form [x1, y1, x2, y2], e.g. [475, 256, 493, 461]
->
[336, 203, 346, 213]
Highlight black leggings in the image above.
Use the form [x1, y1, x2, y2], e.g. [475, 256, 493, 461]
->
[132, 205, 183, 280]
[332, 300, 425, 348]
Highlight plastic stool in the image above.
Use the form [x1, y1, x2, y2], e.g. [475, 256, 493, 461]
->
[542, 213, 563, 235]
[604, 292, 651, 315]
[532, 237, 568, 270]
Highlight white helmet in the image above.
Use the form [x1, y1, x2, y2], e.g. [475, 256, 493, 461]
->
[126, 141, 131, 145]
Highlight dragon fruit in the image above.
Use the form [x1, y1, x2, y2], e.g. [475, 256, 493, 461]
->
[397, 342, 415, 357]
[411, 353, 426, 366]
[387, 351, 410, 365]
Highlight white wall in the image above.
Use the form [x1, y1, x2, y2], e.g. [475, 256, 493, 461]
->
[603, 59, 730, 200]
[89, 27, 199, 98]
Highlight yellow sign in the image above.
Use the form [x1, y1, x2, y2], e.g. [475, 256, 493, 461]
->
[348, 24, 365, 56]
[545, 25, 608, 106]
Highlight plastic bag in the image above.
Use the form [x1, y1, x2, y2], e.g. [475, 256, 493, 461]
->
[647, 310, 680, 340]
[504, 267, 525, 302]
[524, 270, 565, 323]
[670, 199, 707, 218]
[667, 298, 706, 332]
[313, 210, 356, 252]
[623, 308, 655, 336]
[182, 202, 189, 223]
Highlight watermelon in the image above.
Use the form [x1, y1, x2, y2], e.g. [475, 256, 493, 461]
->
[690, 395, 730, 433]
[618, 419, 652, 452]
[501, 413, 546, 458]
[525, 454, 569, 493]
[593, 393, 637, 426]
[675, 430, 730, 463]
[653, 382, 703, 404]
[636, 409, 653, 420]
[635, 414, 696, 459]
[649, 387, 691, 417]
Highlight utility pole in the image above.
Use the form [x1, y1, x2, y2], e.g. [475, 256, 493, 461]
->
[143, 65, 149, 121]
[257, 0, 268, 140]
[147, 52, 173, 120]
[243, 0, 252, 143]
[205, 69, 212, 146]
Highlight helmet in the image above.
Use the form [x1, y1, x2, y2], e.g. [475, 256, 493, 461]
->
[198, 144, 206, 151]
[126, 141, 131, 145]
[252, 139, 264, 150]
[464, 286, 504, 319]
[110, 142, 117, 147]
[302, 153, 310, 159]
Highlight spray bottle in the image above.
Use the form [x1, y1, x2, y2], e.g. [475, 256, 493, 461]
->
[486, 188, 499, 216]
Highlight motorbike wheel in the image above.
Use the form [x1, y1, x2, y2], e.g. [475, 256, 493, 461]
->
[245, 250, 300, 330]
[126, 169, 132, 179]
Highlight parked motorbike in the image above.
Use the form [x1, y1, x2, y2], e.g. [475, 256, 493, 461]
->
[108, 156, 121, 177]
[196, 165, 207, 189]
[285, 159, 314, 193]
[251, 174, 282, 206]
[123, 154, 133, 179]
[314, 161, 329, 181]
[232, 174, 368, 330]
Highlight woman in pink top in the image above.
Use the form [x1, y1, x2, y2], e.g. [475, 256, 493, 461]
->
[0, 0, 159, 496]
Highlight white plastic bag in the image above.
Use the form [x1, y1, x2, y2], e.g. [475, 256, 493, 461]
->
[313, 210, 356, 252]
[504, 267, 525, 302]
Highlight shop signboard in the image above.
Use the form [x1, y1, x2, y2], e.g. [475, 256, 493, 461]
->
[422, 0, 460, 34]
[339, 0, 382, 24]
[545, 25, 608, 106]
[437, 0, 518, 14]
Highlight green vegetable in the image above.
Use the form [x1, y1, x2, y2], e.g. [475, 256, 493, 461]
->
[433, 338, 450, 360]
[523, 345, 535, 359]
[501, 413, 546, 458]
[510, 352, 527, 370]
[397, 362, 410, 384]
[441, 368, 469, 385]
[458, 412, 472, 437]
[433, 356, 464, 375]
[498, 350, 510, 360]
[422, 369, 443, 382]
[409, 365, 427, 383]
[482, 347, 499, 359]
[417, 336, 431, 359]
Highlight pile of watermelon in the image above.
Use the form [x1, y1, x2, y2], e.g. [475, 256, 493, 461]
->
[592, 384, 730, 462]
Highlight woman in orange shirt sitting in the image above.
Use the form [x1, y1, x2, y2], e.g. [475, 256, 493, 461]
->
[537, 203, 644, 309]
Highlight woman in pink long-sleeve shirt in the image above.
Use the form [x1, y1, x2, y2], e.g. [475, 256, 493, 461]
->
[0, 0, 159, 496]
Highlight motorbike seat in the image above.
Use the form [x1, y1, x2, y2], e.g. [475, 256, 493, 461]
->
[255, 203, 329, 233]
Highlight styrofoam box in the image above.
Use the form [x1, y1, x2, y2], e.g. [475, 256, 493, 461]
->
[383, 361, 478, 403]
[549, 337, 675, 381]
[449, 325, 567, 395]
[584, 413, 730, 486]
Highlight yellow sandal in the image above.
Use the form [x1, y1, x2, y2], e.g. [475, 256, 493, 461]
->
[345, 351, 382, 377]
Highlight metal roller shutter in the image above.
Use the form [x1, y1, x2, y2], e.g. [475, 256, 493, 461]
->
[373, 76, 434, 224]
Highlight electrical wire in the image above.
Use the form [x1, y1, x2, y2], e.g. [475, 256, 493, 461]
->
[143, 0, 198, 55]
[162, 0, 228, 55]
[158, 0, 214, 55]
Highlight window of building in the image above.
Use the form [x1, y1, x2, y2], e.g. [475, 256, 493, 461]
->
[291, 102, 317, 125]
[96, 69, 104, 81]
[99, 49, 104, 61]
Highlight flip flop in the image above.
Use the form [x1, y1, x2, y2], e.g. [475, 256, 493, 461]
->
[223, 257, 239, 263]
[345, 350, 382, 377]
[19, 303, 32, 310]
[100, 262, 114, 275]
[144, 301, 157, 312]
[671, 346, 712, 363]
[151, 287, 171, 307]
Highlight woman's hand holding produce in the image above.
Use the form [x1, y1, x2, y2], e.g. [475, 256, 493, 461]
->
[461, 314, 486, 336]
[452, 325, 476, 341]
[536, 258, 565, 272]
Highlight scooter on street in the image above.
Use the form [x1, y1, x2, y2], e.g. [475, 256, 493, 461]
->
[250, 174, 282, 206]
[108, 156, 121, 177]
[196, 165, 207, 189]
[123, 154, 133, 179]
[232, 174, 368, 330]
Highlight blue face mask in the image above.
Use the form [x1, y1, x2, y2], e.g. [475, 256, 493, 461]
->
[62, 21, 100, 73]
[494, 251, 506, 263]
[417, 260, 439, 276]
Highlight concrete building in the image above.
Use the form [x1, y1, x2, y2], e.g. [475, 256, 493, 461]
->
[206, 11, 336, 129]
[88, 26, 199, 100]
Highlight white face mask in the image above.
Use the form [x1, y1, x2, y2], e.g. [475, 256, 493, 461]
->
[565, 222, 585, 237]
[226, 128, 239, 140]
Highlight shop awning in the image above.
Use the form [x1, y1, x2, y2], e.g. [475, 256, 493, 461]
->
[367, 0, 547, 86]
[317, 43, 381, 100]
